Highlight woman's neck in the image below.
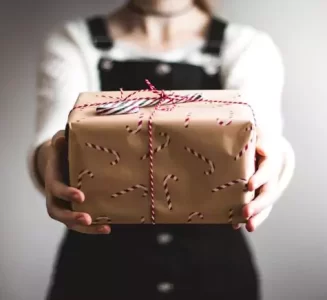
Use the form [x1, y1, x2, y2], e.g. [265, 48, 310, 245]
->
[128, 0, 194, 16]
[108, 1, 210, 51]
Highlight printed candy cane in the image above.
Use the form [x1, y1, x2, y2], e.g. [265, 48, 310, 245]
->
[234, 129, 255, 161]
[216, 118, 232, 126]
[228, 209, 234, 224]
[184, 112, 192, 128]
[85, 142, 120, 166]
[216, 110, 234, 126]
[163, 174, 178, 211]
[187, 212, 204, 223]
[77, 169, 94, 190]
[111, 184, 148, 198]
[184, 146, 215, 175]
[126, 112, 144, 134]
[212, 178, 247, 192]
[141, 132, 170, 160]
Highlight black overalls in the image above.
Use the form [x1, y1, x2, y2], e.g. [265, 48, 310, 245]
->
[47, 16, 260, 300]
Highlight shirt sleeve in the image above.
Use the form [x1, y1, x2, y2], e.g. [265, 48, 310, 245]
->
[27, 22, 89, 195]
[221, 26, 295, 194]
[221, 26, 285, 139]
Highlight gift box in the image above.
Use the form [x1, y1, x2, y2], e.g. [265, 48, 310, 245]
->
[65, 85, 257, 225]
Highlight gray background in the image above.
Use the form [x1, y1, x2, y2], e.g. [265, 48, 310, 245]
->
[0, 0, 326, 299]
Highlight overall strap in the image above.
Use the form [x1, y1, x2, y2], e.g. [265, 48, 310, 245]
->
[202, 18, 228, 56]
[86, 15, 113, 50]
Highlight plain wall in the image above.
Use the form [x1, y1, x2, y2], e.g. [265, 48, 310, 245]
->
[0, 0, 326, 299]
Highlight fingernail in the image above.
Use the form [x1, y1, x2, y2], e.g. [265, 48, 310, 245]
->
[97, 226, 110, 234]
[73, 192, 82, 202]
[77, 216, 85, 223]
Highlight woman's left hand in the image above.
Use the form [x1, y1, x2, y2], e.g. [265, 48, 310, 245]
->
[235, 132, 285, 232]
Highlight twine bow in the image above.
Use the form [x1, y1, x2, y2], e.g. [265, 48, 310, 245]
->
[95, 80, 202, 116]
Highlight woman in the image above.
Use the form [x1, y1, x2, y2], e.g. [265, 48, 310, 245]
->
[28, 0, 295, 299]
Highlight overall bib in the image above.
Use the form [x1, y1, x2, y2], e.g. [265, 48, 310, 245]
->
[47, 16, 260, 300]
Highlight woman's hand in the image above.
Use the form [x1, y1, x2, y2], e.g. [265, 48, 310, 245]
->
[44, 130, 111, 234]
[235, 132, 285, 232]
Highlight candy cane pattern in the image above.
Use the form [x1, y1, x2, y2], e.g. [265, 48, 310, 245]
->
[216, 110, 234, 126]
[85, 142, 120, 166]
[187, 212, 204, 222]
[212, 178, 247, 192]
[184, 112, 192, 128]
[92, 216, 111, 225]
[77, 169, 94, 190]
[111, 184, 148, 198]
[141, 132, 170, 160]
[126, 112, 144, 134]
[216, 118, 232, 126]
[184, 146, 215, 175]
[163, 174, 178, 211]
[228, 209, 234, 224]
[234, 128, 255, 161]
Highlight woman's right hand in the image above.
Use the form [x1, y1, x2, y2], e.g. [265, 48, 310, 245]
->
[44, 130, 111, 234]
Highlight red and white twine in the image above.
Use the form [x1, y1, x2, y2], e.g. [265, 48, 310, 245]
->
[141, 132, 171, 160]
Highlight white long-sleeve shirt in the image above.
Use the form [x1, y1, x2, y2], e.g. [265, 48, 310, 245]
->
[28, 16, 295, 195]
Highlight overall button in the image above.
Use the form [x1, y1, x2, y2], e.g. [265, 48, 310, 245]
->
[157, 282, 174, 293]
[156, 63, 172, 75]
[101, 59, 113, 70]
[156, 233, 173, 245]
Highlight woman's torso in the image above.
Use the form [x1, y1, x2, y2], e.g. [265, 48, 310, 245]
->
[46, 13, 262, 300]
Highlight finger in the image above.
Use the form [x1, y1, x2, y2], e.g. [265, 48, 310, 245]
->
[47, 197, 92, 226]
[47, 133, 85, 203]
[243, 180, 278, 219]
[247, 156, 271, 191]
[50, 179, 84, 203]
[69, 224, 111, 235]
[51, 130, 66, 148]
[246, 205, 272, 232]
[233, 224, 242, 230]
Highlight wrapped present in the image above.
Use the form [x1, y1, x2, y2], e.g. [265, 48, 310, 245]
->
[65, 82, 257, 225]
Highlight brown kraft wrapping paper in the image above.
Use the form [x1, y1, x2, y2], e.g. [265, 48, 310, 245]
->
[66, 89, 256, 225]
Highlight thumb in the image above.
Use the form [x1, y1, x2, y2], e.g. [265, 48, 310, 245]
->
[51, 130, 66, 149]
[50, 130, 69, 182]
